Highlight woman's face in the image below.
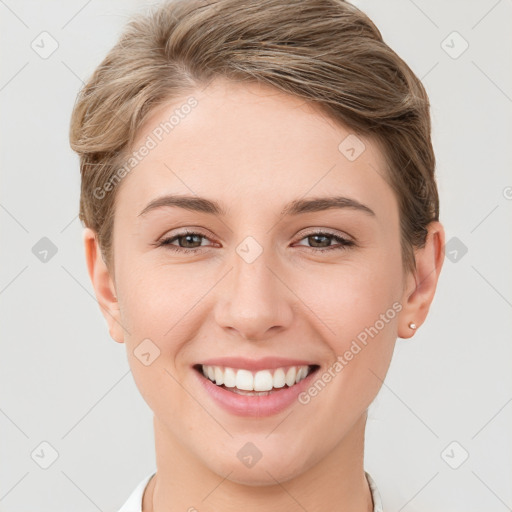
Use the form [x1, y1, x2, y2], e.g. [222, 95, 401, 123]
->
[107, 78, 413, 484]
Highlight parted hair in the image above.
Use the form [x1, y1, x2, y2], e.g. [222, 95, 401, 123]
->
[69, 0, 439, 274]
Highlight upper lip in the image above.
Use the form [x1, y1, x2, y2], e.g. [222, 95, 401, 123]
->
[195, 356, 318, 372]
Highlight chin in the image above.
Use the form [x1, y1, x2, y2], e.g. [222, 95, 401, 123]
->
[214, 462, 304, 487]
[199, 440, 316, 487]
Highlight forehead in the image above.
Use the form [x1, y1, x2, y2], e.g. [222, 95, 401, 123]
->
[117, 78, 396, 221]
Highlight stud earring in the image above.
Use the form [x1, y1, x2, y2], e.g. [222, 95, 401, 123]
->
[408, 322, 417, 330]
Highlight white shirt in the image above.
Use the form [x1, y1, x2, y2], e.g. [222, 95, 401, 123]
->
[118, 470, 384, 511]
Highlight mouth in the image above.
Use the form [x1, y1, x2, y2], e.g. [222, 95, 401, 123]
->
[193, 363, 321, 397]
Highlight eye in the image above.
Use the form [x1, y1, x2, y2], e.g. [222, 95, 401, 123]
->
[154, 229, 354, 254]
[154, 230, 213, 254]
[294, 231, 355, 252]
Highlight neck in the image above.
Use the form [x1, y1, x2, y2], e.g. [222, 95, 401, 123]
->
[143, 412, 373, 512]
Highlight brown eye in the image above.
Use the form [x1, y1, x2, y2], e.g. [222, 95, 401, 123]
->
[156, 230, 212, 254]
[174, 233, 204, 248]
[154, 229, 354, 255]
[295, 231, 354, 252]
[307, 234, 331, 248]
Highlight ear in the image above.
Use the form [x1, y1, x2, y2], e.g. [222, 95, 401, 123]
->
[398, 221, 445, 339]
[83, 227, 125, 344]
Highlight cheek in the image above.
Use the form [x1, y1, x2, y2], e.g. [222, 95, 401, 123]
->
[117, 239, 403, 351]
[115, 258, 215, 406]
[116, 263, 198, 410]
[293, 266, 400, 433]
[115, 254, 203, 336]
[300, 252, 401, 388]
[308, 253, 401, 337]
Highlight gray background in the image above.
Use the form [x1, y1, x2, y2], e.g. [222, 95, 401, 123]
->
[1, 0, 511, 510]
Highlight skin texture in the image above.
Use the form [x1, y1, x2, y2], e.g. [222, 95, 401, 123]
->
[84, 78, 445, 512]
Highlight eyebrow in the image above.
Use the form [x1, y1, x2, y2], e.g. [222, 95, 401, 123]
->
[138, 194, 376, 218]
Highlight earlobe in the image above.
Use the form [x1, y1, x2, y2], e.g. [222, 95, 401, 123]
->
[398, 221, 445, 339]
[83, 227, 125, 344]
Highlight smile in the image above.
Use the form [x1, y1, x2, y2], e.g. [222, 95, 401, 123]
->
[193, 358, 320, 416]
[197, 364, 318, 395]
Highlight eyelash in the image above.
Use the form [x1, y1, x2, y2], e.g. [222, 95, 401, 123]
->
[154, 229, 355, 254]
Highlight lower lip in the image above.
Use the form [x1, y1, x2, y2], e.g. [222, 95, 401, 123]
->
[194, 367, 319, 417]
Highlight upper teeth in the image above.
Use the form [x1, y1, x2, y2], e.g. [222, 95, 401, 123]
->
[201, 365, 310, 391]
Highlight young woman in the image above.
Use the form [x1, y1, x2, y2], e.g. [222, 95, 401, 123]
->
[69, 1, 445, 510]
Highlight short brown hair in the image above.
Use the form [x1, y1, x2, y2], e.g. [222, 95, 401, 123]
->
[69, 0, 439, 275]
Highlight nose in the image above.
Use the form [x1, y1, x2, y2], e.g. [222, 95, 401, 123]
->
[214, 250, 295, 341]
